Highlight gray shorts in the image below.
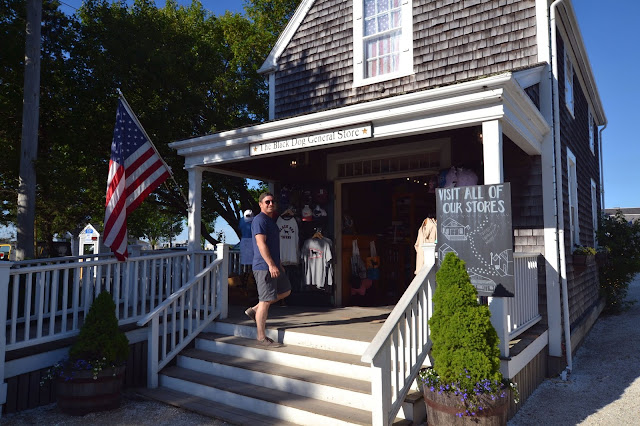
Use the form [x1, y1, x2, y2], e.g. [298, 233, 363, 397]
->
[253, 267, 291, 302]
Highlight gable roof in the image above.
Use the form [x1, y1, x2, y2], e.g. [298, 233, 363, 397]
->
[258, 0, 316, 74]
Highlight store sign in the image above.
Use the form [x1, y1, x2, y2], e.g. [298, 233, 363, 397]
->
[436, 183, 515, 297]
[250, 124, 372, 156]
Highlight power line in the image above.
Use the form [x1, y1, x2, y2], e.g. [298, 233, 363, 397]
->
[58, 1, 78, 12]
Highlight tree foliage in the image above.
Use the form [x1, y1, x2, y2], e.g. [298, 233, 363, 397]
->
[597, 210, 640, 313]
[0, 0, 301, 251]
[429, 253, 502, 392]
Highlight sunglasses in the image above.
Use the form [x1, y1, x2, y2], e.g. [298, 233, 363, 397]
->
[263, 199, 275, 205]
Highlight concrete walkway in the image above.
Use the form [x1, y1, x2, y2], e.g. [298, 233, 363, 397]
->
[509, 275, 640, 425]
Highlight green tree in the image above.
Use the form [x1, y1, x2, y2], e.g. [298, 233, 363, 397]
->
[1, 0, 300, 252]
[597, 210, 640, 313]
[127, 201, 183, 249]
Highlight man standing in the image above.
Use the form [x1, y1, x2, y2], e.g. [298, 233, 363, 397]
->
[245, 192, 291, 346]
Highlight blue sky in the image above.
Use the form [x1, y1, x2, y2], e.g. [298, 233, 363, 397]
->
[2, 0, 635, 242]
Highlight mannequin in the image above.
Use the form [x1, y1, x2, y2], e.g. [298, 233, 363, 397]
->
[239, 209, 254, 265]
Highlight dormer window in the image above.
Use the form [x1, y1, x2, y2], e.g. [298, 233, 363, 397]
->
[353, 0, 413, 87]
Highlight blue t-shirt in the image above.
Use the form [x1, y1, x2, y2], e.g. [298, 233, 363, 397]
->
[251, 212, 281, 270]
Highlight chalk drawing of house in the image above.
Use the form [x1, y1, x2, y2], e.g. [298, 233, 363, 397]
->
[441, 218, 469, 241]
[491, 249, 513, 277]
[469, 272, 497, 293]
[437, 243, 457, 263]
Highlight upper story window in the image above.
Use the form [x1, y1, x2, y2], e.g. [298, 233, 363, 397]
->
[567, 148, 580, 248]
[588, 109, 595, 154]
[353, 0, 413, 87]
[564, 50, 575, 116]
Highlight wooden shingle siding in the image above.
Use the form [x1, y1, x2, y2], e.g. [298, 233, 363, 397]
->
[558, 35, 600, 251]
[274, 0, 538, 119]
[556, 34, 602, 332]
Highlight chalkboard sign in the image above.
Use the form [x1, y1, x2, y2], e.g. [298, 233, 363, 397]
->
[436, 183, 515, 297]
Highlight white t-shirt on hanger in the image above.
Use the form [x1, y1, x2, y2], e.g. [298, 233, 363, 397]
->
[277, 216, 299, 265]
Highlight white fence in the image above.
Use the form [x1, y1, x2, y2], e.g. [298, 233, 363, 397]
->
[490, 253, 542, 357]
[137, 244, 229, 388]
[0, 246, 224, 416]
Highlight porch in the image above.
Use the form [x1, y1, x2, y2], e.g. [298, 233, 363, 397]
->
[0, 246, 544, 424]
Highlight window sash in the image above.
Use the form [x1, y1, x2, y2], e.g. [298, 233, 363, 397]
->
[363, 0, 403, 78]
[567, 149, 579, 247]
[564, 52, 575, 115]
[588, 109, 595, 153]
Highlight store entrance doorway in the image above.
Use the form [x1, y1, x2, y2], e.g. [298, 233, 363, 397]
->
[338, 175, 437, 306]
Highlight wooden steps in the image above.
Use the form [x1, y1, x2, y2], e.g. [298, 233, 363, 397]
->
[139, 322, 425, 425]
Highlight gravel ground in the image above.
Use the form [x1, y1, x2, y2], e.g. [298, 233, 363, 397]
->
[509, 274, 640, 426]
[0, 390, 231, 425]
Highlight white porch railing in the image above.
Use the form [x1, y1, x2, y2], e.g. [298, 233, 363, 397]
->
[0, 247, 221, 417]
[490, 253, 542, 358]
[361, 244, 437, 426]
[137, 244, 228, 388]
[362, 248, 541, 425]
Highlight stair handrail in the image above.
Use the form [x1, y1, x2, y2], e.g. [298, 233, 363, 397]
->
[361, 244, 436, 426]
[137, 244, 229, 388]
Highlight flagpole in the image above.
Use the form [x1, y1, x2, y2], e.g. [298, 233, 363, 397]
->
[116, 89, 191, 210]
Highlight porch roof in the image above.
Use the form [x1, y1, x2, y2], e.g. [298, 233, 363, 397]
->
[170, 69, 550, 171]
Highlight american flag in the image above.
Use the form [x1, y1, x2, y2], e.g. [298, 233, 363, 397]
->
[103, 99, 170, 260]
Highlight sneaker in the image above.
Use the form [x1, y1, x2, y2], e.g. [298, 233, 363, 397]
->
[257, 337, 282, 348]
[245, 307, 256, 323]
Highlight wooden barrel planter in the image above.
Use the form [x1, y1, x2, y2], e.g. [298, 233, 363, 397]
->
[56, 366, 125, 416]
[423, 386, 508, 426]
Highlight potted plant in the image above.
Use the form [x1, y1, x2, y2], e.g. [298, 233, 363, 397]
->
[572, 245, 596, 265]
[419, 253, 517, 425]
[42, 291, 130, 415]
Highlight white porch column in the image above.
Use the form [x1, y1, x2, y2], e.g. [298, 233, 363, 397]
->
[187, 167, 203, 252]
[482, 120, 510, 358]
[482, 120, 504, 183]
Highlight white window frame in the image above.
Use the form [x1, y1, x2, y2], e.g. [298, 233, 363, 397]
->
[591, 178, 598, 246]
[353, 0, 414, 88]
[564, 49, 575, 117]
[588, 109, 595, 154]
[567, 148, 579, 247]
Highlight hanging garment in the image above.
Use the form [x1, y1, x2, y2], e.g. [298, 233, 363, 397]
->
[301, 237, 334, 289]
[414, 218, 437, 274]
[365, 241, 380, 280]
[277, 216, 300, 265]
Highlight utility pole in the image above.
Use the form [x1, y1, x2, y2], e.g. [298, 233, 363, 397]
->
[16, 0, 42, 260]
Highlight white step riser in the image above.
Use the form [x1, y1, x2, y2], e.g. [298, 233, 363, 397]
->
[160, 374, 364, 426]
[208, 321, 369, 355]
[178, 355, 372, 410]
[195, 338, 372, 381]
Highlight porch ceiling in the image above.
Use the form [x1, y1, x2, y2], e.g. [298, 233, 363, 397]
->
[170, 71, 550, 171]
